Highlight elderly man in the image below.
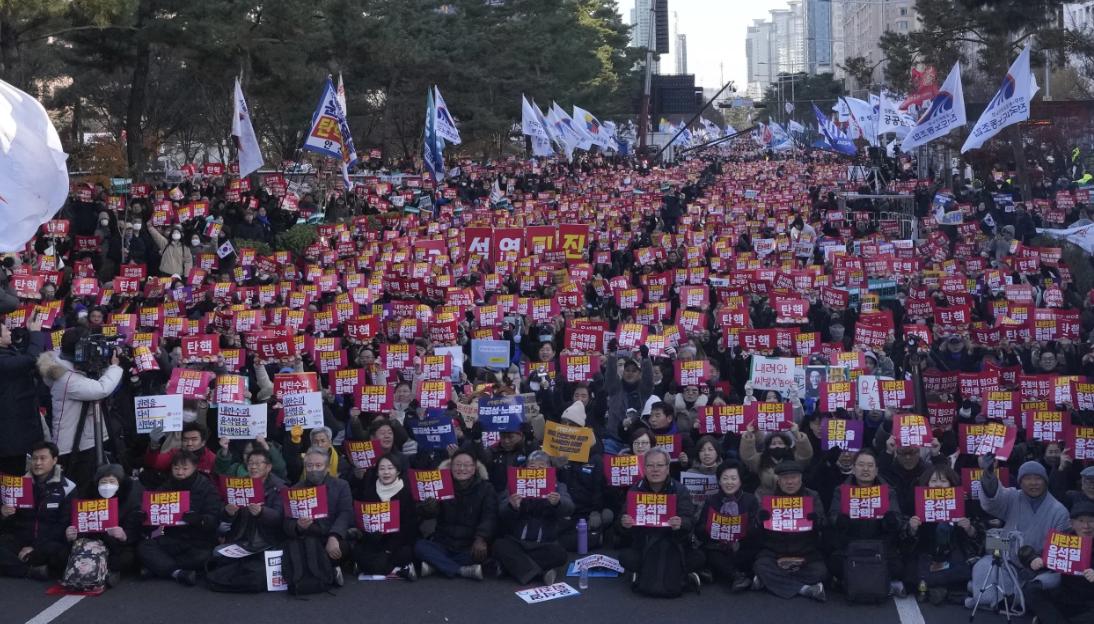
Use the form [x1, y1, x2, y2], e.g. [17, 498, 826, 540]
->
[972, 455, 1070, 606]
[221, 448, 286, 552]
[0, 442, 76, 579]
[281, 447, 354, 586]
[1025, 501, 1094, 623]
[618, 448, 703, 595]
[604, 350, 654, 455]
[752, 461, 828, 601]
[415, 449, 497, 580]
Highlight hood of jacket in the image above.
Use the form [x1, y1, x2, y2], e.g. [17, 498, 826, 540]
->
[37, 351, 73, 382]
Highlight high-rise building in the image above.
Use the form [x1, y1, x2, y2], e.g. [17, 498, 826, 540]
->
[805, 0, 833, 75]
[838, 0, 919, 87]
[631, 0, 661, 74]
[745, 18, 775, 99]
[675, 33, 688, 74]
[1064, 1, 1094, 31]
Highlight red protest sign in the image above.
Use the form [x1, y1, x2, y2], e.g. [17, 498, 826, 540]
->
[281, 485, 329, 519]
[745, 401, 793, 433]
[356, 384, 393, 413]
[959, 422, 1016, 457]
[674, 359, 711, 386]
[1044, 531, 1093, 576]
[820, 380, 855, 412]
[508, 467, 556, 498]
[408, 468, 455, 501]
[1073, 382, 1094, 412]
[879, 380, 914, 410]
[697, 405, 747, 434]
[706, 508, 748, 543]
[355, 500, 400, 534]
[72, 498, 119, 533]
[273, 372, 318, 400]
[1026, 410, 1067, 443]
[181, 334, 219, 363]
[417, 379, 453, 409]
[215, 374, 247, 405]
[143, 490, 191, 526]
[560, 353, 595, 383]
[603, 454, 644, 488]
[762, 495, 814, 532]
[914, 486, 965, 523]
[840, 484, 890, 520]
[893, 413, 933, 448]
[345, 439, 379, 470]
[983, 390, 1020, 426]
[220, 476, 264, 506]
[626, 490, 676, 528]
[329, 369, 365, 397]
[0, 474, 34, 508]
[1069, 425, 1094, 461]
[166, 369, 214, 400]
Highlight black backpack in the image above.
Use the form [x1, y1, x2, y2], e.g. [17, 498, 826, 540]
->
[205, 555, 268, 593]
[844, 539, 890, 604]
[633, 536, 685, 598]
[281, 536, 335, 595]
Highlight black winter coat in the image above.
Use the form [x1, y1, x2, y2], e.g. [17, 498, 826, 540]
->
[557, 455, 606, 516]
[224, 473, 286, 550]
[352, 476, 418, 554]
[0, 331, 47, 457]
[419, 474, 497, 552]
[619, 477, 696, 548]
[1, 466, 76, 550]
[158, 472, 222, 546]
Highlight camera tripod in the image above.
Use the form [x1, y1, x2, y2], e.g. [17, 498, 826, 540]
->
[968, 550, 1025, 622]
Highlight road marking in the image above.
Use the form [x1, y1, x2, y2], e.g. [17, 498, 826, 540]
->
[25, 595, 84, 624]
[893, 595, 925, 624]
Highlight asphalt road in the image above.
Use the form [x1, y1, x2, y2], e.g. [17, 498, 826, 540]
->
[4, 558, 1012, 624]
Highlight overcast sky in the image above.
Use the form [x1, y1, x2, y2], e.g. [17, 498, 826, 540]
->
[617, 0, 790, 95]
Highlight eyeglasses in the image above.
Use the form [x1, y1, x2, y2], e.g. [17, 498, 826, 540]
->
[646, 462, 669, 469]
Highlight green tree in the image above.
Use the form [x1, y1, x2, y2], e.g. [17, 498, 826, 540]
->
[761, 72, 844, 122]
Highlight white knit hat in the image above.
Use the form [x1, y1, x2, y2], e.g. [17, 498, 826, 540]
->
[561, 401, 586, 427]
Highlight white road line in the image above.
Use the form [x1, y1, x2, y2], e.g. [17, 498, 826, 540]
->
[25, 595, 84, 624]
[893, 595, 926, 624]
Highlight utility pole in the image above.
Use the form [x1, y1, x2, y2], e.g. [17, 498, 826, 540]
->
[638, 2, 657, 151]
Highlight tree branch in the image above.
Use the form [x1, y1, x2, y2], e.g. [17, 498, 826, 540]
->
[25, 24, 138, 43]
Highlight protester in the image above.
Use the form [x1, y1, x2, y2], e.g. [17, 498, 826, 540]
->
[493, 450, 572, 585]
[282, 447, 354, 586]
[414, 449, 496, 580]
[65, 463, 144, 586]
[753, 461, 828, 601]
[0, 442, 76, 579]
[695, 461, 758, 591]
[1024, 501, 1094, 623]
[349, 454, 418, 580]
[0, 315, 47, 476]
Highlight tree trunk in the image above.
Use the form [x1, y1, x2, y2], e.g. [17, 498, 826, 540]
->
[125, 0, 153, 180]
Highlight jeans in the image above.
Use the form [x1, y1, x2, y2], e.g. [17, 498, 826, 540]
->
[414, 539, 474, 578]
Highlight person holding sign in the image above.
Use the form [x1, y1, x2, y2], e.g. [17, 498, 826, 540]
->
[695, 462, 759, 592]
[281, 448, 354, 586]
[828, 449, 907, 596]
[137, 451, 224, 586]
[145, 422, 217, 486]
[414, 449, 497, 581]
[752, 462, 828, 601]
[215, 435, 289, 481]
[903, 463, 978, 606]
[349, 454, 419, 581]
[220, 448, 286, 553]
[740, 423, 813, 496]
[0, 442, 76, 579]
[494, 451, 573, 585]
[1025, 501, 1094, 624]
[65, 464, 144, 587]
[617, 449, 703, 596]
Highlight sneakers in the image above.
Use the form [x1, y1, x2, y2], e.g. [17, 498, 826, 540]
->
[333, 566, 344, 587]
[174, 570, 197, 587]
[459, 564, 484, 581]
[419, 562, 435, 578]
[396, 565, 417, 582]
[542, 568, 557, 586]
[803, 582, 827, 602]
[26, 565, 49, 581]
[751, 575, 765, 591]
[889, 580, 907, 598]
[731, 572, 752, 593]
[687, 572, 702, 594]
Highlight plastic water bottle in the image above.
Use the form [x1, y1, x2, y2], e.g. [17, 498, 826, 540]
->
[579, 567, 589, 590]
[577, 518, 588, 555]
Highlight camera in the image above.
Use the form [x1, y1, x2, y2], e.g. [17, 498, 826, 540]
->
[73, 334, 125, 377]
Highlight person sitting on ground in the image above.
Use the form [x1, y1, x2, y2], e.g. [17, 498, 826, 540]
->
[281, 446, 354, 586]
[0, 442, 76, 580]
[64, 463, 144, 588]
[695, 461, 759, 592]
[494, 450, 573, 585]
[220, 448, 286, 553]
[903, 462, 979, 606]
[752, 461, 828, 602]
[1025, 500, 1094, 623]
[349, 454, 419, 581]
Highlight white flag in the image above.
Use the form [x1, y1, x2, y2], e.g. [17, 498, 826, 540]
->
[961, 47, 1038, 153]
[877, 91, 915, 138]
[572, 105, 614, 150]
[0, 79, 69, 252]
[217, 239, 236, 259]
[902, 61, 966, 152]
[232, 78, 264, 178]
[788, 119, 805, 135]
[433, 86, 461, 145]
[842, 96, 878, 147]
[551, 103, 592, 151]
[521, 95, 553, 157]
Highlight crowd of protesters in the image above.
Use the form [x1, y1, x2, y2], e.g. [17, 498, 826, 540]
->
[1, 140, 1094, 621]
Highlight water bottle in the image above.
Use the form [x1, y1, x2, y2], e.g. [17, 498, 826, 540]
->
[577, 518, 588, 554]
[579, 567, 589, 590]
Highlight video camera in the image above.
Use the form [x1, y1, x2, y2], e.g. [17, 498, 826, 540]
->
[72, 334, 125, 377]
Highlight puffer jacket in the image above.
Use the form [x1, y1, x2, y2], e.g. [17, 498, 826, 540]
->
[157, 472, 223, 545]
[224, 473, 287, 550]
[418, 459, 497, 552]
[0, 330, 48, 457]
[147, 226, 193, 277]
[0, 465, 76, 550]
[37, 351, 122, 455]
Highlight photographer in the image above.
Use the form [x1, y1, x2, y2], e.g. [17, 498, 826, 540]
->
[0, 315, 47, 475]
[36, 327, 123, 488]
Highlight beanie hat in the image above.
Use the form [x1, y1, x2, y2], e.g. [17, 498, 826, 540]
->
[94, 463, 125, 484]
[561, 401, 586, 428]
[641, 395, 661, 417]
[1017, 461, 1048, 484]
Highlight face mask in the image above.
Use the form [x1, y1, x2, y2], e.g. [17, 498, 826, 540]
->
[98, 483, 119, 498]
[769, 447, 791, 460]
[958, 407, 972, 418]
[182, 409, 197, 422]
[171, 232, 182, 241]
[306, 470, 327, 485]
[100, 219, 109, 227]
[131, 223, 142, 231]
[191, 238, 201, 246]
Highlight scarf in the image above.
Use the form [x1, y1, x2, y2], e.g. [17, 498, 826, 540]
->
[376, 478, 404, 502]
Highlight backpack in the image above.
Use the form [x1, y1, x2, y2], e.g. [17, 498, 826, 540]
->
[281, 536, 334, 595]
[61, 538, 109, 592]
[843, 539, 890, 604]
[633, 536, 685, 598]
[205, 554, 268, 593]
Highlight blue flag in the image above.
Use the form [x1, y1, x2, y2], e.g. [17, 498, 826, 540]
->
[423, 88, 445, 182]
[812, 103, 857, 156]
